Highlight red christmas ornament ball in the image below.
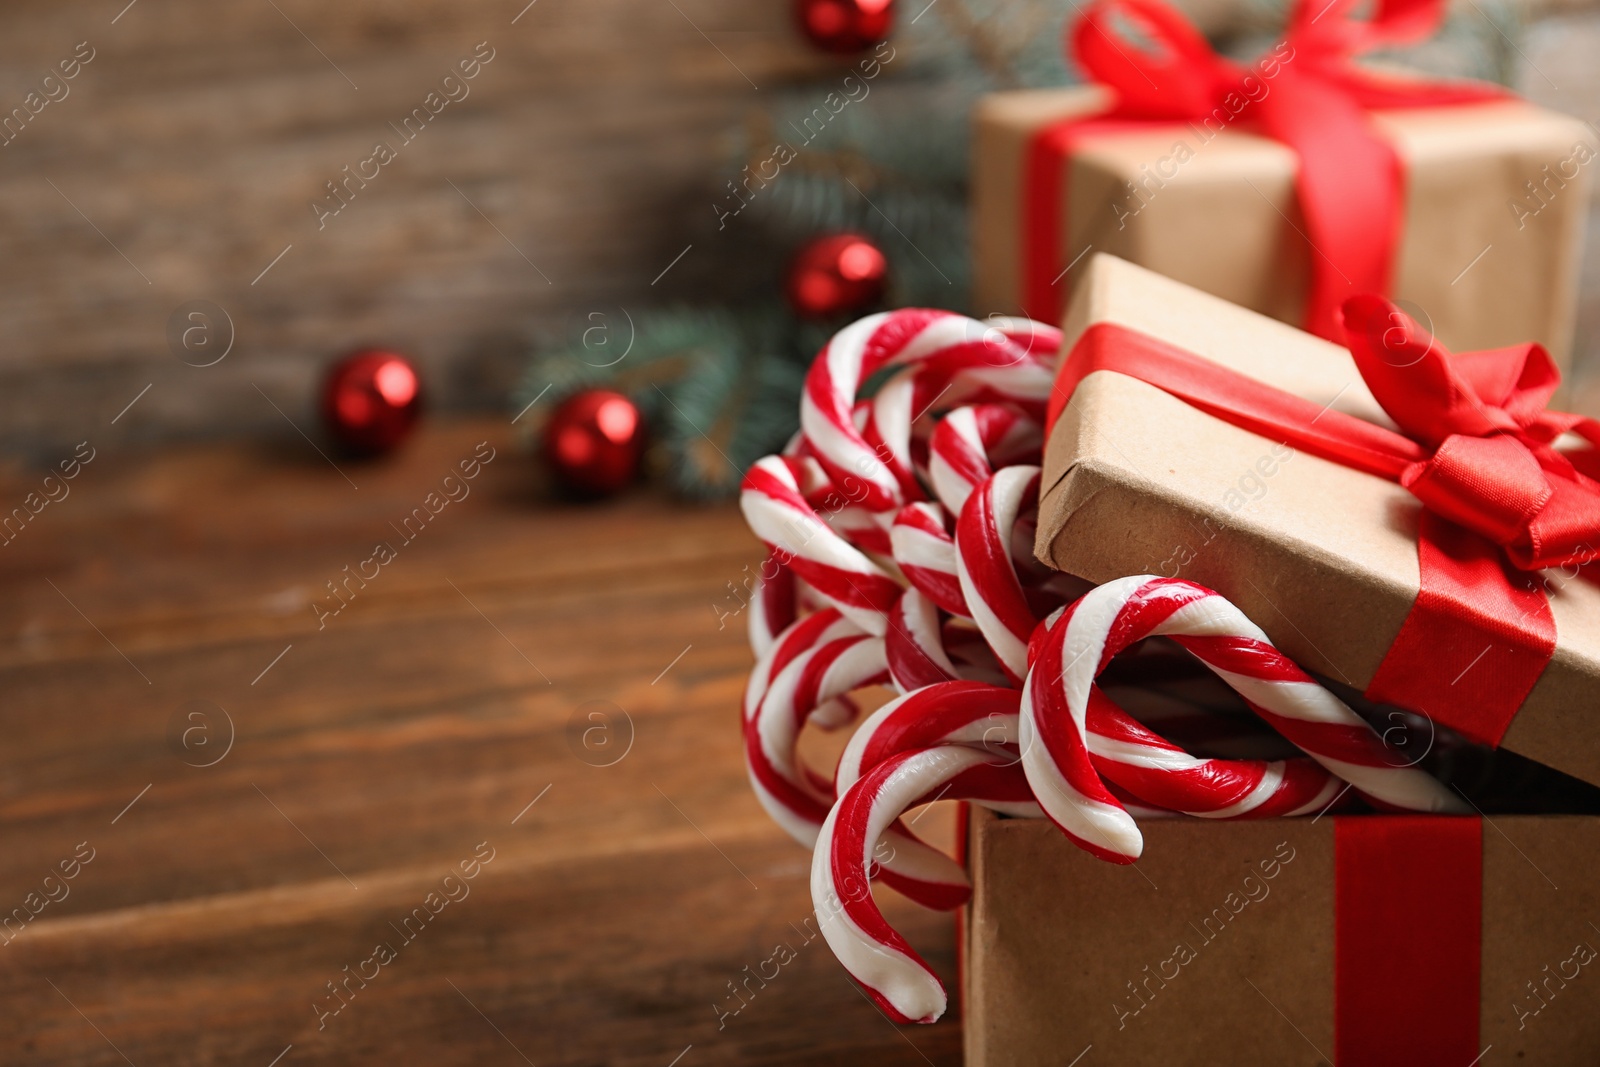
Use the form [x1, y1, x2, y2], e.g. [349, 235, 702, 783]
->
[786, 232, 889, 318]
[795, 0, 893, 53]
[543, 389, 645, 496]
[321, 349, 423, 454]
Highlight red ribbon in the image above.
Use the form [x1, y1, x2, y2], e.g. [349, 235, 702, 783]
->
[1023, 0, 1508, 338]
[1047, 299, 1600, 745]
[1335, 816, 1482, 1065]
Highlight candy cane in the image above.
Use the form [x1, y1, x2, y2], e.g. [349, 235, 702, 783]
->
[858, 370, 925, 507]
[823, 502, 896, 559]
[742, 609, 855, 721]
[836, 682, 1021, 794]
[813, 745, 1033, 1024]
[1023, 575, 1465, 861]
[884, 588, 963, 693]
[839, 681, 1336, 822]
[801, 312, 943, 513]
[941, 316, 1059, 411]
[1103, 683, 1300, 761]
[801, 311, 1058, 513]
[955, 466, 1042, 684]
[744, 625, 976, 897]
[747, 621, 996, 908]
[889, 502, 967, 617]
[928, 404, 1041, 517]
[742, 607, 869, 744]
[884, 588, 1011, 692]
[1083, 685, 1342, 819]
[735, 309, 1473, 1030]
[746, 633, 889, 844]
[745, 551, 797, 659]
[740, 455, 901, 635]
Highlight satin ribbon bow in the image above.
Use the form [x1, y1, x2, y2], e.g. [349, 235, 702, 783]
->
[1342, 295, 1600, 573]
[1064, 0, 1507, 340]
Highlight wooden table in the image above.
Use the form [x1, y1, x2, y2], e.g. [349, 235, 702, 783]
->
[0, 419, 962, 1065]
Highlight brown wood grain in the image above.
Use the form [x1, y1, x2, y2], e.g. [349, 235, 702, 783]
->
[0, 0, 841, 454]
[0, 418, 962, 1065]
[10, 0, 1592, 462]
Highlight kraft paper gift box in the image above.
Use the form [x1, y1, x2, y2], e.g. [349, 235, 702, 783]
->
[972, 77, 1597, 370]
[1034, 254, 1600, 788]
[961, 807, 1600, 1066]
[961, 255, 1600, 1065]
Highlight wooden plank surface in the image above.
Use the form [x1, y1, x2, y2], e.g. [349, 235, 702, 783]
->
[0, 0, 835, 454]
[0, 418, 962, 1065]
[15, 0, 1592, 460]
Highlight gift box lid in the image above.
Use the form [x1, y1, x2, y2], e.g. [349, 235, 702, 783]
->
[1036, 254, 1600, 787]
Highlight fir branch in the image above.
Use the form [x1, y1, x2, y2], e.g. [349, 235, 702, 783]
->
[931, 0, 1060, 89]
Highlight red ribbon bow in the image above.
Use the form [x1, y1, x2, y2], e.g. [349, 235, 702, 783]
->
[1025, 0, 1507, 337]
[1343, 294, 1600, 572]
[1048, 299, 1600, 746]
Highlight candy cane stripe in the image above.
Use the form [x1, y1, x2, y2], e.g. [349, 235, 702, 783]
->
[747, 635, 888, 844]
[955, 466, 1042, 683]
[1057, 577, 1466, 817]
[890, 503, 968, 616]
[814, 745, 1019, 1023]
[884, 589, 963, 693]
[741, 458, 902, 633]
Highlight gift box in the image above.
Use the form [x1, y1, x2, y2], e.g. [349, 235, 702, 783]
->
[962, 805, 1600, 1066]
[971, 0, 1597, 368]
[1034, 253, 1600, 788]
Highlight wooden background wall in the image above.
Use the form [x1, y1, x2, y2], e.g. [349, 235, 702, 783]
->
[0, 0, 1595, 456]
[0, 0, 850, 454]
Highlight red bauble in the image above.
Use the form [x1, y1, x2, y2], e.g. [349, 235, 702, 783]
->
[321, 349, 423, 454]
[795, 0, 893, 53]
[786, 232, 889, 318]
[543, 389, 645, 496]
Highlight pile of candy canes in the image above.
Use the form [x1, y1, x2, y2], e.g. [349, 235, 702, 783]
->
[737, 310, 1465, 1025]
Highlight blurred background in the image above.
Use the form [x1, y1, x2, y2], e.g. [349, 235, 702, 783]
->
[1, 0, 1594, 465]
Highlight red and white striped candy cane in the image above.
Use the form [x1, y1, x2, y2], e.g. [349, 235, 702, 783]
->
[884, 588, 1011, 692]
[1102, 683, 1302, 761]
[1082, 685, 1343, 819]
[746, 633, 889, 844]
[740, 455, 902, 635]
[741, 608, 862, 727]
[801, 311, 1058, 513]
[928, 403, 1041, 517]
[889, 502, 968, 617]
[746, 625, 987, 908]
[746, 622, 991, 908]
[813, 745, 1033, 1023]
[823, 501, 896, 559]
[1022, 575, 1466, 862]
[835, 681, 1023, 795]
[884, 588, 963, 693]
[955, 466, 1042, 685]
[839, 680, 1336, 822]
[744, 551, 797, 659]
[856, 369, 925, 507]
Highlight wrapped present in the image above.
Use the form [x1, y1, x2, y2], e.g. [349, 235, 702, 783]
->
[972, 0, 1597, 368]
[1035, 253, 1600, 787]
[730, 263, 1600, 1062]
[964, 806, 1600, 1066]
